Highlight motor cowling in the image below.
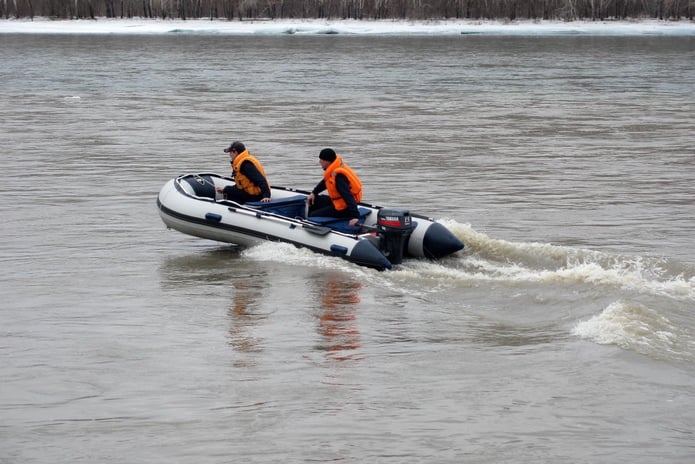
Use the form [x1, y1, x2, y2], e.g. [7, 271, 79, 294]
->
[377, 208, 413, 265]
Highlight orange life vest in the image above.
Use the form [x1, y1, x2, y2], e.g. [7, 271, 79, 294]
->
[323, 155, 362, 211]
[232, 150, 270, 196]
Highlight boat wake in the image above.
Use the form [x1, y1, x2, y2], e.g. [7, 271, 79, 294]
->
[424, 220, 695, 361]
[241, 219, 695, 362]
[241, 241, 367, 273]
[433, 219, 695, 302]
[572, 300, 694, 362]
[242, 219, 695, 302]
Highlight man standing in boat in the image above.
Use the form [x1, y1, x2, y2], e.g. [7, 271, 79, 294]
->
[216, 141, 272, 204]
[307, 148, 363, 227]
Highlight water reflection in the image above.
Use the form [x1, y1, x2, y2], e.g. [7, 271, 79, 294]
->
[159, 251, 272, 366]
[314, 271, 363, 362]
[227, 275, 268, 366]
[158, 248, 244, 288]
[468, 321, 567, 349]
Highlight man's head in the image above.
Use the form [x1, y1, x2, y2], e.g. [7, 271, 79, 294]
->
[224, 141, 246, 158]
[318, 148, 337, 169]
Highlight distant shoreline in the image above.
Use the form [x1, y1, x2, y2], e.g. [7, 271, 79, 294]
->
[2, 17, 695, 36]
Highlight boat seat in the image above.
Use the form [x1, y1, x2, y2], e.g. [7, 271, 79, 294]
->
[308, 207, 372, 234]
[247, 195, 307, 218]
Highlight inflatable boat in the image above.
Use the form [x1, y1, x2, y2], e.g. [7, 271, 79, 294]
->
[157, 173, 464, 270]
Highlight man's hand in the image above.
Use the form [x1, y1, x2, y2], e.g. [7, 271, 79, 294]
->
[260, 197, 271, 203]
[307, 193, 315, 206]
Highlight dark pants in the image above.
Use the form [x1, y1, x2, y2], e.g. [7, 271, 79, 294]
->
[223, 185, 262, 204]
[309, 194, 352, 218]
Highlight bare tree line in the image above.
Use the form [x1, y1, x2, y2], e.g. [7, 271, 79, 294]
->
[3, 0, 693, 21]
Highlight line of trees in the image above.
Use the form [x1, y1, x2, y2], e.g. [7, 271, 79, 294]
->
[2, 0, 693, 21]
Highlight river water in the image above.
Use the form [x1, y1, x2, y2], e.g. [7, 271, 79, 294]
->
[1, 31, 694, 463]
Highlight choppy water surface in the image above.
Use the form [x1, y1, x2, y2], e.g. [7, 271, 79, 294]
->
[2, 33, 694, 463]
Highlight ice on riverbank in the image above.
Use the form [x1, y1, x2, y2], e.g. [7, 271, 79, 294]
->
[2, 17, 694, 36]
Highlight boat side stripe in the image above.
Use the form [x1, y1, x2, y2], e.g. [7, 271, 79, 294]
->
[157, 198, 390, 270]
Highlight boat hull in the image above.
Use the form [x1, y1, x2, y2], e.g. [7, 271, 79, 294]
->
[157, 173, 463, 270]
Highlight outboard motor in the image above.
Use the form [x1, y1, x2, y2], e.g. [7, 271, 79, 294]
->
[376, 208, 413, 265]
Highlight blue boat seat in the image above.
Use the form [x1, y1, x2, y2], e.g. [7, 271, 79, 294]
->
[308, 207, 372, 234]
[247, 195, 307, 218]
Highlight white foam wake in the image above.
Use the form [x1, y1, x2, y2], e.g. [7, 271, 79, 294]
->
[239, 221, 695, 301]
[572, 300, 693, 361]
[437, 220, 695, 302]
